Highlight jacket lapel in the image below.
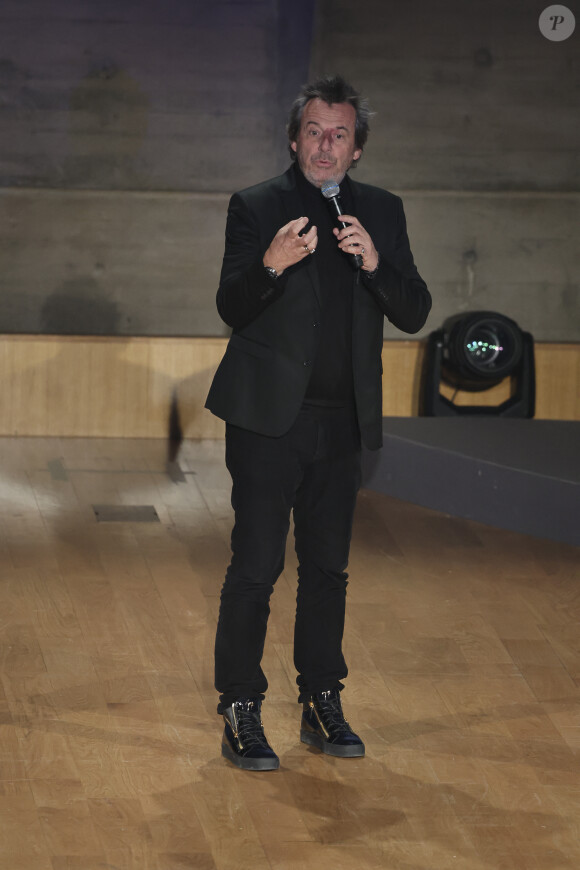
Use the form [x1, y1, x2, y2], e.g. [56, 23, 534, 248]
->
[277, 167, 322, 308]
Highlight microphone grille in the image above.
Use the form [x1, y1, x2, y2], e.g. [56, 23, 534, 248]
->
[321, 181, 340, 200]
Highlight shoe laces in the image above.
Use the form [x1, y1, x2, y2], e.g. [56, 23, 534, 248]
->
[233, 703, 271, 749]
[314, 691, 352, 734]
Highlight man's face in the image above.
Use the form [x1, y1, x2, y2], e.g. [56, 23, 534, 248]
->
[291, 98, 362, 188]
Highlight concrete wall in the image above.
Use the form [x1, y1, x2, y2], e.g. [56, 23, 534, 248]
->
[0, 0, 315, 337]
[0, 0, 578, 340]
[311, 0, 579, 341]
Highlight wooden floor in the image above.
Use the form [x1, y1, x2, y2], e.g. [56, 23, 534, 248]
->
[0, 437, 579, 870]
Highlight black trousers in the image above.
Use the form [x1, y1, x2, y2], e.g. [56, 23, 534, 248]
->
[214, 403, 362, 713]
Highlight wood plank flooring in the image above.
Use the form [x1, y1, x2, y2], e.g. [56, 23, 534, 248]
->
[0, 436, 578, 870]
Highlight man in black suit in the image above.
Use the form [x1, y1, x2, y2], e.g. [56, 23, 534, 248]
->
[206, 75, 431, 770]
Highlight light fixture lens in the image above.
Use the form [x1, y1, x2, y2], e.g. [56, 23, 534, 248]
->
[444, 312, 524, 382]
[465, 328, 504, 366]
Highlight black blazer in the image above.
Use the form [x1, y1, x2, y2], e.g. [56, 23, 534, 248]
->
[205, 166, 431, 449]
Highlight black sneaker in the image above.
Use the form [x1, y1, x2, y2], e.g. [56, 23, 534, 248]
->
[221, 698, 280, 771]
[300, 688, 365, 757]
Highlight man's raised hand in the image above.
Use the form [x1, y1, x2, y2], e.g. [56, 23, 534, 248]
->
[263, 217, 318, 275]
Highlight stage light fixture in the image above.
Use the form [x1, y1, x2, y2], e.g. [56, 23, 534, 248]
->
[420, 311, 535, 417]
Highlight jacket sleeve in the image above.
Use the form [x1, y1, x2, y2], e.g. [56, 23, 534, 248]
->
[361, 197, 431, 334]
[216, 193, 287, 330]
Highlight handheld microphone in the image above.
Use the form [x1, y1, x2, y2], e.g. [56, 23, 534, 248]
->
[321, 180, 363, 269]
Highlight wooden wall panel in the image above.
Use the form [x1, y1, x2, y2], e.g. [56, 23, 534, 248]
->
[535, 343, 580, 421]
[0, 336, 577, 438]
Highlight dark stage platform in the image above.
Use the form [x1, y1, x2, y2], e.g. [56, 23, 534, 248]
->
[362, 418, 580, 547]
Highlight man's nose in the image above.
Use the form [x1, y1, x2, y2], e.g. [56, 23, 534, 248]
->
[318, 131, 333, 151]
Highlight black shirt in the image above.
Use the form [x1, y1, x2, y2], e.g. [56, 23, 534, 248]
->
[294, 165, 356, 406]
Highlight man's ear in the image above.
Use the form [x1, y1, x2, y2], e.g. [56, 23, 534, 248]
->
[291, 141, 297, 154]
